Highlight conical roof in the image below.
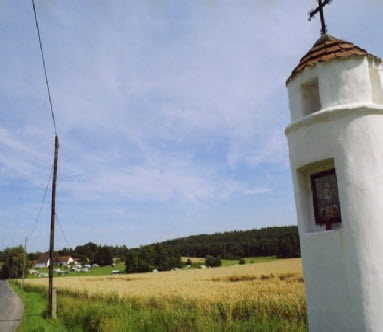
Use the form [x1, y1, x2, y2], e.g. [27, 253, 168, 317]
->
[286, 34, 381, 85]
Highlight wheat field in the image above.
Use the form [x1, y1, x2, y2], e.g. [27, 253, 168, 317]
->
[22, 258, 306, 330]
[25, 258, 304, 306]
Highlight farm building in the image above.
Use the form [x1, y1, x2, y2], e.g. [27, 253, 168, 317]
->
[35, 254, 50, 269]
[55, 255, 74, 266]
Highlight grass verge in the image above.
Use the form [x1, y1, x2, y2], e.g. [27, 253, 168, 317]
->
[9, 281, 68, 331]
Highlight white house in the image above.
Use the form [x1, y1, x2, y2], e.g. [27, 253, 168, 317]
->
[55, 256, 74, 266]
[35, 254, 50, 269]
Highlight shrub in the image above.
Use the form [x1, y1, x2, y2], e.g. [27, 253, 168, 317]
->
[205, 255, 221, 268]
[239, 258, 246, 265]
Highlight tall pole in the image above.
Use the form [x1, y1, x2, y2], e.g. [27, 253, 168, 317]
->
[21, 237, 27, 290]
[48, 135, 59, 317]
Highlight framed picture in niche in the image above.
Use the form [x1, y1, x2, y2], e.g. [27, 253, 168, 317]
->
[311, 169, 342, 226]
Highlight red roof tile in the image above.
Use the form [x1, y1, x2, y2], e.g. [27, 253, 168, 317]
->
[321, 53, 336, 61]
[286, 34, 381, 85]
[341, 43, 354, 49]
[57, 256, 72, 262]
[36, 254, 49, 263]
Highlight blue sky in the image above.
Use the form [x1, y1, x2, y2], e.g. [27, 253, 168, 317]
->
[1, 0, 382, 252]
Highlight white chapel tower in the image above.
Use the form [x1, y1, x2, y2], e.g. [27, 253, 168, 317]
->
[285, 32, 383, 331]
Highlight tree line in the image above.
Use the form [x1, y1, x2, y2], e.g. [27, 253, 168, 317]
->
[158, 226, 301, 259]
[1, 226, 300, 278]
[25, 242, 128, 266]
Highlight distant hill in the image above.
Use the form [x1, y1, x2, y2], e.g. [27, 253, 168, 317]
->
[159, 226, 300, 259]
[11, 226, 300, 263]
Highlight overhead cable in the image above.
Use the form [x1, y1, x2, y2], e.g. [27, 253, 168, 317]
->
[31, 0, 58, 136]
[27, 164, 54, 242]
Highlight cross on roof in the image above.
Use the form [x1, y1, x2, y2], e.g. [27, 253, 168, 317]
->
[308, 0, 333, 35]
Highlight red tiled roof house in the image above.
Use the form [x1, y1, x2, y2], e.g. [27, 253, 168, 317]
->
[35, 254, 50, 269]
[55, 255, 74, 266]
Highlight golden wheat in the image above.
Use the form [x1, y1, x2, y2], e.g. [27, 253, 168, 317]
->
[25, 259, 304, 307]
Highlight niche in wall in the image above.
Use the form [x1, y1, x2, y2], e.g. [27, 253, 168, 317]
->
[369, 67, 383, 104]
[296, 159, 343, 233]
[301, 78, 321, 116]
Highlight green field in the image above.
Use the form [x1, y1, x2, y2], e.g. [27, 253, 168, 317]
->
[27, 263, 126, 279]
[28, 257, 278, 279]
[221, 255, 278, 266]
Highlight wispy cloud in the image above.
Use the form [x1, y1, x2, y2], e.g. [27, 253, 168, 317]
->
[1, 0, 381, 250]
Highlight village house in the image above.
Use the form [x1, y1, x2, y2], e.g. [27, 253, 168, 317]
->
[35, 254, 50, 269]
[35, 255, 74, 268]
[55, 255, 74, 266]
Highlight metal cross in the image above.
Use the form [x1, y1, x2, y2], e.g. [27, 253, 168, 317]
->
[308, 0, 332, 35]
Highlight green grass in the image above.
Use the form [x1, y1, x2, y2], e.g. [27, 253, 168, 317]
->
[28, 262, 126, 279]
[58, 295, 307, 331]
[28, 258, 279, 277]
[221, 256, 279, 266]
[9, 281, 69, 332]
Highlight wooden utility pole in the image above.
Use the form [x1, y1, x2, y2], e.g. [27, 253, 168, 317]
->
[21, 237, 27, 290]
[48, 135, 59, 317]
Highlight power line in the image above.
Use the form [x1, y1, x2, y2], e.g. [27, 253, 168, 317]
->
[55, 213, 71, 250]
[31, 0, 58, 136]
[55, 213, 90, 298]
[27, 164, 54, 242]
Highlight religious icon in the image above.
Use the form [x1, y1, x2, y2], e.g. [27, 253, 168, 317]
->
[311, 169, 342, 226]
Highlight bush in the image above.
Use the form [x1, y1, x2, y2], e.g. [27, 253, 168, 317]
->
[239, 258, 246, 265]
[205, 255, 221, 268]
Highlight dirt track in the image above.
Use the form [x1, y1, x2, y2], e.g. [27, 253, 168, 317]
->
[0, 280, 24, 332]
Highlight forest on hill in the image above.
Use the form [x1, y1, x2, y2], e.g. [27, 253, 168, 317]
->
[159, 226, 301, 259]
[0, 226, 301, 269]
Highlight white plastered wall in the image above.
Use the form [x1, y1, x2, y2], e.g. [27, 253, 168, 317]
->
[286, 57, 383, 332]
[287, 57, 382, 122]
